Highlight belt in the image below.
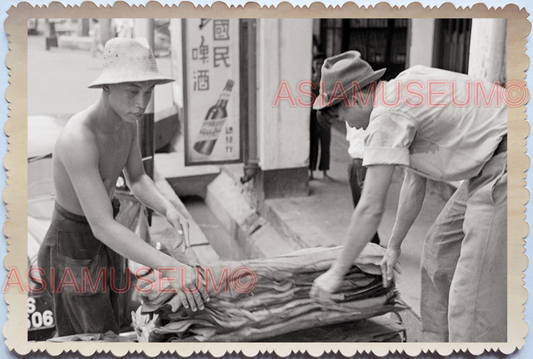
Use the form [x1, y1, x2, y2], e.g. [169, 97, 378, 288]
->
[55, 197, 121, 223]
[494, 135, 507, 156]
[54, 201, 89, 224]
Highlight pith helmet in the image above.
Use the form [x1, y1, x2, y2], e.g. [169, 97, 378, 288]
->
[89, 37, 174, 88]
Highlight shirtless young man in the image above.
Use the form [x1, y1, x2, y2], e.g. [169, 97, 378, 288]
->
[37, 38, 208, 336]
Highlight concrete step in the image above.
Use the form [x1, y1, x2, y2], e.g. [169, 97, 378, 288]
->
[155, 152, 220, 198]
[264, 178, 355, 250]
[205, 171, 300, 259]
[182, 196, 247, 261]
[153, 169, 221, 266]
[156, 159, 298, 261]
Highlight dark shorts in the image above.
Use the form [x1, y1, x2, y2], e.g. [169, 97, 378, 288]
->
[37, 202, 126, 336]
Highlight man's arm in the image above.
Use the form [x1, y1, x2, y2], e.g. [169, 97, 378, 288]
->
[380, 169, 427, 287]
[310, 165, 395, 299]
[57, 132, 207, 311]
[123, 123, 191, 251]
[332, 164, 395, 274]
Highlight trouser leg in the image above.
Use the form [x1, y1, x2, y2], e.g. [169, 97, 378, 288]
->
[318, 124, 331, 171]
[448, 154, 507, 342]
[38, 205, 123, 336]
[309, 111, 319, 171]
[420, 182, 466, 342]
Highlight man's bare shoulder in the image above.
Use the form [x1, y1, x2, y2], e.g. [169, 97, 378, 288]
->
[54, 107, 99, 161]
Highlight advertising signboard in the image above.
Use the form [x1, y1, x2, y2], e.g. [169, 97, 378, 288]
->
[182, 19, 241, 165]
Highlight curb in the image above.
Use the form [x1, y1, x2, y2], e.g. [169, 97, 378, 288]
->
[205, 171, 300, 259]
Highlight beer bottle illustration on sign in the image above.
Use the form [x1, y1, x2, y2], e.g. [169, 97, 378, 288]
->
[193, 80, 234, 156]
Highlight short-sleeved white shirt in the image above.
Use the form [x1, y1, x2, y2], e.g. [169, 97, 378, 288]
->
[363, 65, 507, 182]
[346, 123, 365, 159]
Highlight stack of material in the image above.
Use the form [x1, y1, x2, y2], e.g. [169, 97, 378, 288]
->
[136, 244, 406, 342]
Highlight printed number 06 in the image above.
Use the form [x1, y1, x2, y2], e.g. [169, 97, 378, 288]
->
[42, 310, 54, 327]
[28, 310, 54, 329]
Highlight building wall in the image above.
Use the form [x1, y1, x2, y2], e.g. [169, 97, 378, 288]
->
[407, 18, 435, 68]
[256, 19, 314, 171]
[468, 19, 507, 84]
[408, 18, 507, 84]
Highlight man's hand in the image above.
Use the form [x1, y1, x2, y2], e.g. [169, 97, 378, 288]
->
[380, 247, 402, 288]
[166, 208, 190, 253]
[167, 265, 209, 312]
[309, 267, 345, 302]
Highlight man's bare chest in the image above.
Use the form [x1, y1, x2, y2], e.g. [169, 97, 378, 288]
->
[96, 129, 132, 187]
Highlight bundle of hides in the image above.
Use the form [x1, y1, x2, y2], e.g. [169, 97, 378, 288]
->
[134, 244, 405, 342]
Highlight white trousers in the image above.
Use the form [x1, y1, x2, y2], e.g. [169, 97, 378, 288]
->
[420, 151, 507, 342]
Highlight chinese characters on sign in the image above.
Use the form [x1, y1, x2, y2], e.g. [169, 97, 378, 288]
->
[183, 19, 241, 165]
[214, 47, 230, 68]
[193, 70, 209, 91]
[192, 36, 209, 64]
[213, 19, 230, 40]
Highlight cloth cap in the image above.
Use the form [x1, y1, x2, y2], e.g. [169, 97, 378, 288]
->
[313, 51, 386, 110]
[88, 37, 175, 88]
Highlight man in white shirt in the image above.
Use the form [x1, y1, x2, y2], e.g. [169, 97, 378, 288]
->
[310, 51, 507, 342]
